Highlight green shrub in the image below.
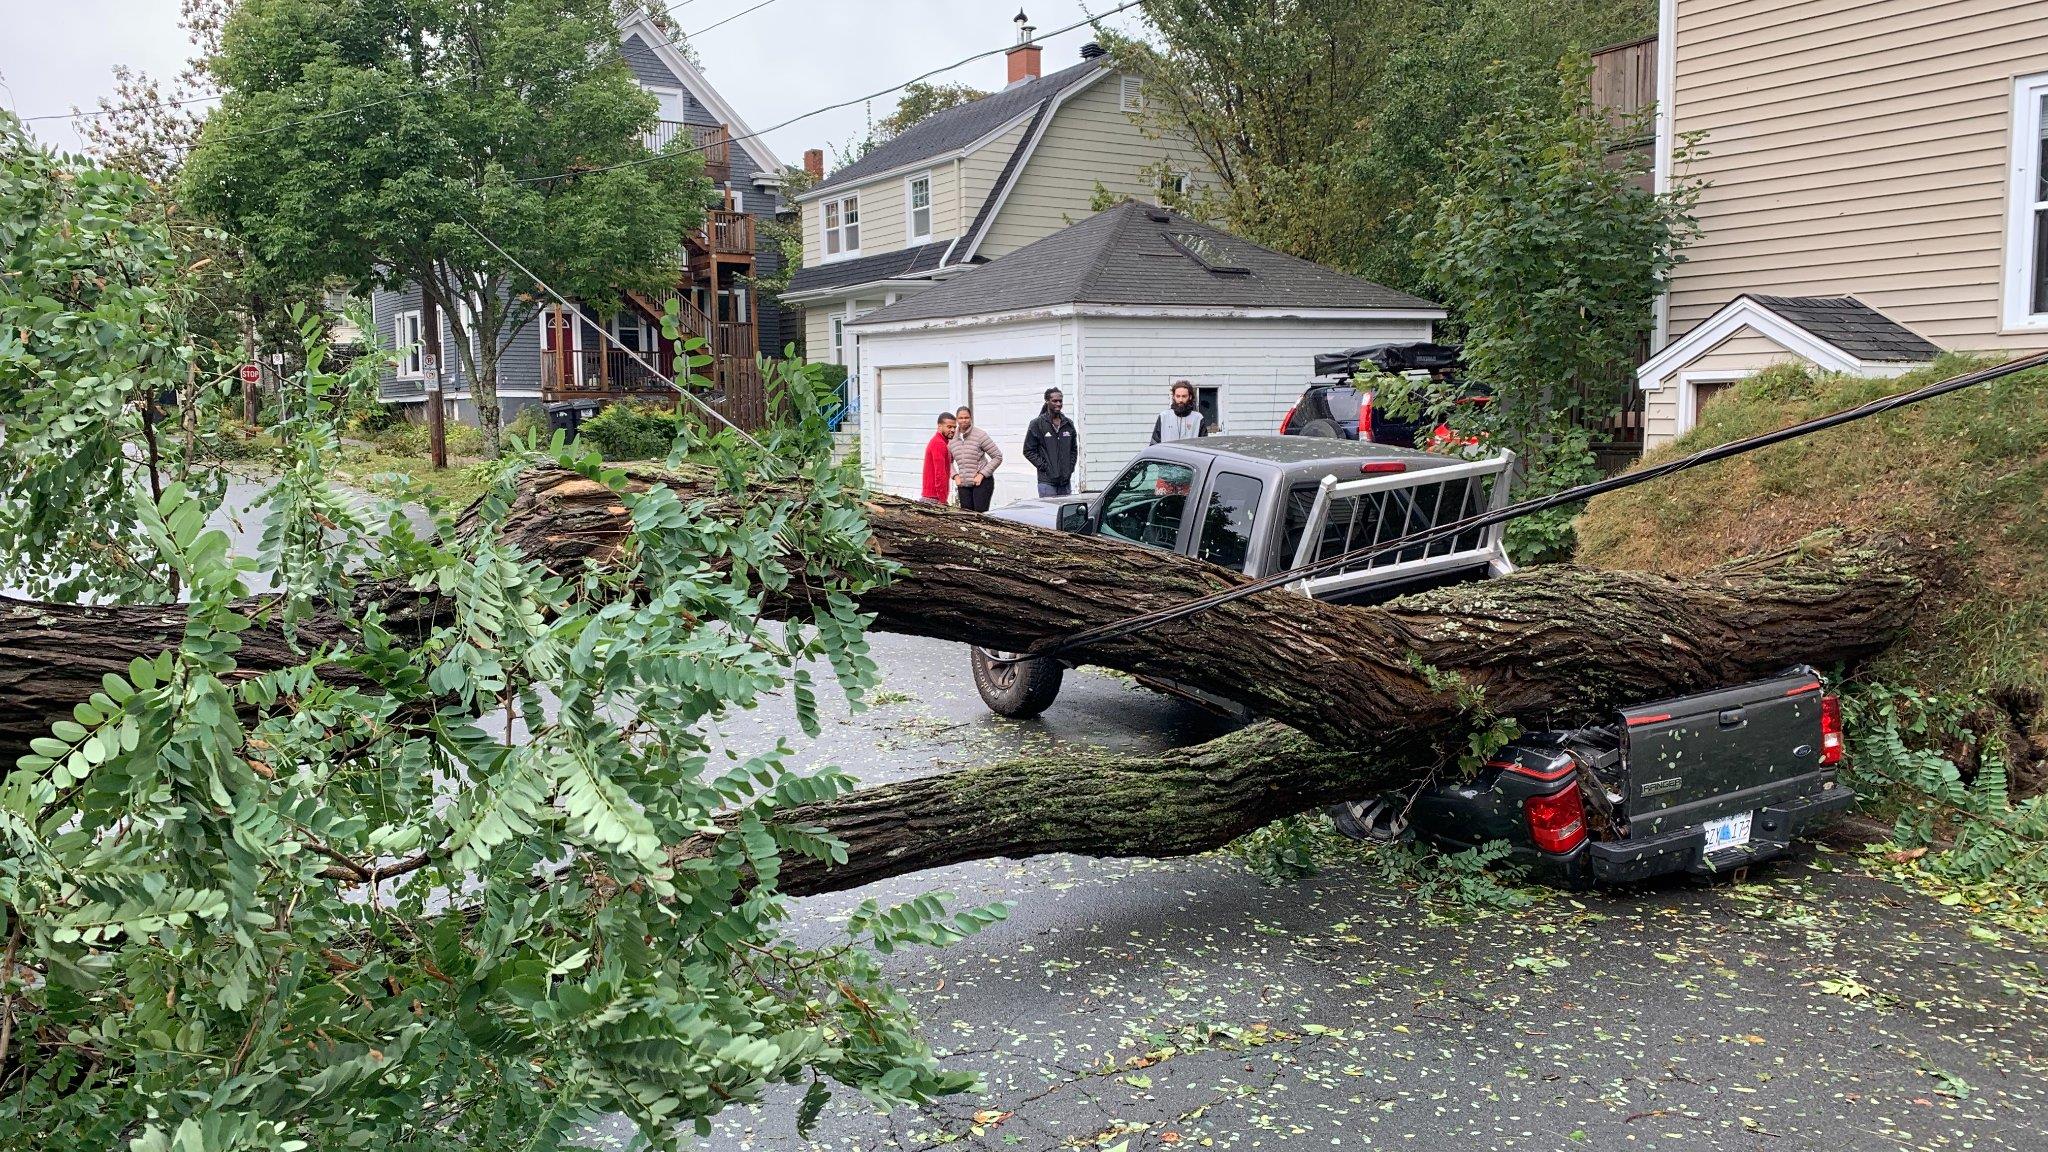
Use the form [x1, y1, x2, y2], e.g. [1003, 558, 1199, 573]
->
[372, 419, 483, 457]
[503, 404, 549, 444]
[578, 400, 680, 461]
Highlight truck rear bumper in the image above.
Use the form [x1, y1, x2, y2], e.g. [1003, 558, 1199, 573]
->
[1577, 784, 1856, 884]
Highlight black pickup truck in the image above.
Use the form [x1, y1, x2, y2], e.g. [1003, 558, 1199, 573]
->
[978, 437, 1853, 885]
[1340, 667, 1853, 884]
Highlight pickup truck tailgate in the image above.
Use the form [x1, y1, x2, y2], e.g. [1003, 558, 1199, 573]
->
[1620, 670, 1831, 837]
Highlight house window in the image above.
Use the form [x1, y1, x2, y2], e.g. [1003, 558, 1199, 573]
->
[907, 173, 932, 241]
[1119, 75, 1144, 113]
[395, 309, 424, 377]
[829, 315, 847, 365]
[609, 312, 651, 353]
[822, 193, 860, 258]
[1157, 170, 1190, 202]
[2007, 72, 2048, 328]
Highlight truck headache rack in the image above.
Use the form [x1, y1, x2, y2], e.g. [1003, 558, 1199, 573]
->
[1287, 452, 1516, 598]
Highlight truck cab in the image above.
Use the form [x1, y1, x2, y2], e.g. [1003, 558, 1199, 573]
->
[991, 436, 1516, 603]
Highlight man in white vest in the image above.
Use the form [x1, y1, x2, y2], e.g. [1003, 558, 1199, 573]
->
[1150, 380, 1214, 444]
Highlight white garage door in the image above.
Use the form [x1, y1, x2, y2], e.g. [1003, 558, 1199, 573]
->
[968, 358, 1055, 504]
[875, 364, 952, 498]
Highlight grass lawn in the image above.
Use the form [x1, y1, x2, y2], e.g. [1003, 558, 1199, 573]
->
[1577, 353, 2048, 705]
[333, 444, 495, 509]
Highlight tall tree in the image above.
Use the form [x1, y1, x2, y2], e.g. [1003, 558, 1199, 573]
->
[1108, 0, 1653, 290]
[183, 0, 712, 456]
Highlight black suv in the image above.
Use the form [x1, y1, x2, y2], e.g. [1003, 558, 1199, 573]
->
[1278, 342, 1484, 449]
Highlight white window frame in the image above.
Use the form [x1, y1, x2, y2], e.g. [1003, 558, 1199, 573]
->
[1119, 75, 1144, 113]
[1157, 170, 1190, 202]
[2002, 71, 2048, 331]
[1676, 369, 1753, 437]
[821, 192, 860, 260]
[608, 311, 652, 352]
[830, 315, 847, 365]
[395, 308, 424, 378]
[905, 172, 933, 242]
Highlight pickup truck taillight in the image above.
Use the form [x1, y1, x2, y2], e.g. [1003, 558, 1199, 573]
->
[1278, 404, 1297, 434]
[1357, 391, 1375, 441]
[1820, 694, 1844, 766]
[1525, 786, 1587, 854]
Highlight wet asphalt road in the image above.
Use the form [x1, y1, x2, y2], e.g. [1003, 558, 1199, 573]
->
[576, 633, 2048, 1152]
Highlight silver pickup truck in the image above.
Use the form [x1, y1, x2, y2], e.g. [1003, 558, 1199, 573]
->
[973, 435, 1518, 717]
[973, 436, 1851, 885]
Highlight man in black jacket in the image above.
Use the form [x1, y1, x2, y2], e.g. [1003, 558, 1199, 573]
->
[1021, 387, 1079, 497]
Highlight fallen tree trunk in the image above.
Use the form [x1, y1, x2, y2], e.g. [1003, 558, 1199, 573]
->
[496, 465, 1926, 747]
[1, 464, 1927, 896]
[678, 720, 1364, 897]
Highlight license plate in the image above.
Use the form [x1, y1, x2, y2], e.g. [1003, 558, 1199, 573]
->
[1702, 811, 1753, 852]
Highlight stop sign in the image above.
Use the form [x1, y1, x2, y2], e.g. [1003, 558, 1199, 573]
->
[239, 363, 261, 385]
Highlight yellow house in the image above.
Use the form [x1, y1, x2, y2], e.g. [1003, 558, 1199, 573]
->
[1637, 0, 2048, 448]
[781, 14, 1215, 385]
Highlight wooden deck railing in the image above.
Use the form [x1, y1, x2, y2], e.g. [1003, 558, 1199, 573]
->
[704, 210, 753, 256]
[540, 348, 669, 398]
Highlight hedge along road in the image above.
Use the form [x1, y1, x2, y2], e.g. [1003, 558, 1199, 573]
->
[570, 631, 2048, 1152]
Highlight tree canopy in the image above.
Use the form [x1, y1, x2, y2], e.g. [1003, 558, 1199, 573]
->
[181, 0, 713, 454]
[1110, 0, 1654, 291]
[2, 120, 1003, 1152]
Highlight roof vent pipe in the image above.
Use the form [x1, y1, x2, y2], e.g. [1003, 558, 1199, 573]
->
[1080, 41, 1106, 59]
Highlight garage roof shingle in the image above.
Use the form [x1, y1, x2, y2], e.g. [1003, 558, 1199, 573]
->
[849, 202, 1438, 327]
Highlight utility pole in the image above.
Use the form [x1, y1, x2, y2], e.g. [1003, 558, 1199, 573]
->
[421, 292, 448, 470]
[242, 297, 260, 424]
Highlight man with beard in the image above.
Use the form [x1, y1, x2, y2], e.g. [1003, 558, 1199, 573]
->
[921, 410, 957, 503]
[1150, 380, 1214, 444]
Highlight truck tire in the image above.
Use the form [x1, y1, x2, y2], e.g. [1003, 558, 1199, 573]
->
[1297, 418, 1343, 438]
[1328, 799, 1408, 842]
[971, 647, 1064, 718]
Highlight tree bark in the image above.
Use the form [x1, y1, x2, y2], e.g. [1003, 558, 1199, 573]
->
[0, 463, 1927, 894]
[492, 465, 1926, 749]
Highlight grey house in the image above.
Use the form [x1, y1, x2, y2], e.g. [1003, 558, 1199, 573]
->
[371, 11, 787, 427]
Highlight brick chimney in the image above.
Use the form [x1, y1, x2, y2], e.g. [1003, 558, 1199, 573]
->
[1006, 9, 1041, 86]
[802, 148, 824, 180]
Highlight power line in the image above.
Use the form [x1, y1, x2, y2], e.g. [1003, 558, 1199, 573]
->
[1035, 348, 2048, 660]
[686, 0, 784, 38]
[517, 0, 1152, 184]
[22, 92, 222, 123]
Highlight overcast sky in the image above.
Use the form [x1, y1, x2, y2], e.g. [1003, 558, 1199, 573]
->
[2, 0, 1151, 167]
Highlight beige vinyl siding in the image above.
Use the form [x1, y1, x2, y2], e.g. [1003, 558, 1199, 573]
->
[959, 121, 1028, 229]
[977, 75, 1216, 259]
[804, 309, 835, 366]
[1643, 326, 1800, 442]
[1665, 0, 2048, 351]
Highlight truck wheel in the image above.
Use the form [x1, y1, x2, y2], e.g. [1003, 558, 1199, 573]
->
[1297, 418, 1343, 438]
[1328, 799, 1407, 842]
[971, 647, 1064, 718]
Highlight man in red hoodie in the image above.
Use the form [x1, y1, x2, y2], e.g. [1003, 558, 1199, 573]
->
[921, 411, 957, 503]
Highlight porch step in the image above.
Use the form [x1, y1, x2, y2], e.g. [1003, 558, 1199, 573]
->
[830, 429, 859, 465]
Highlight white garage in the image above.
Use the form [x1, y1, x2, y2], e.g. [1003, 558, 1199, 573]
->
[849, 202, 1444, 497]
[874, 364, 951, 497]
[966, 359, 1055, 500]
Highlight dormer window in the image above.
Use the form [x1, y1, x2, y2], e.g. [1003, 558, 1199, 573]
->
[823, 193, 860, 259]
